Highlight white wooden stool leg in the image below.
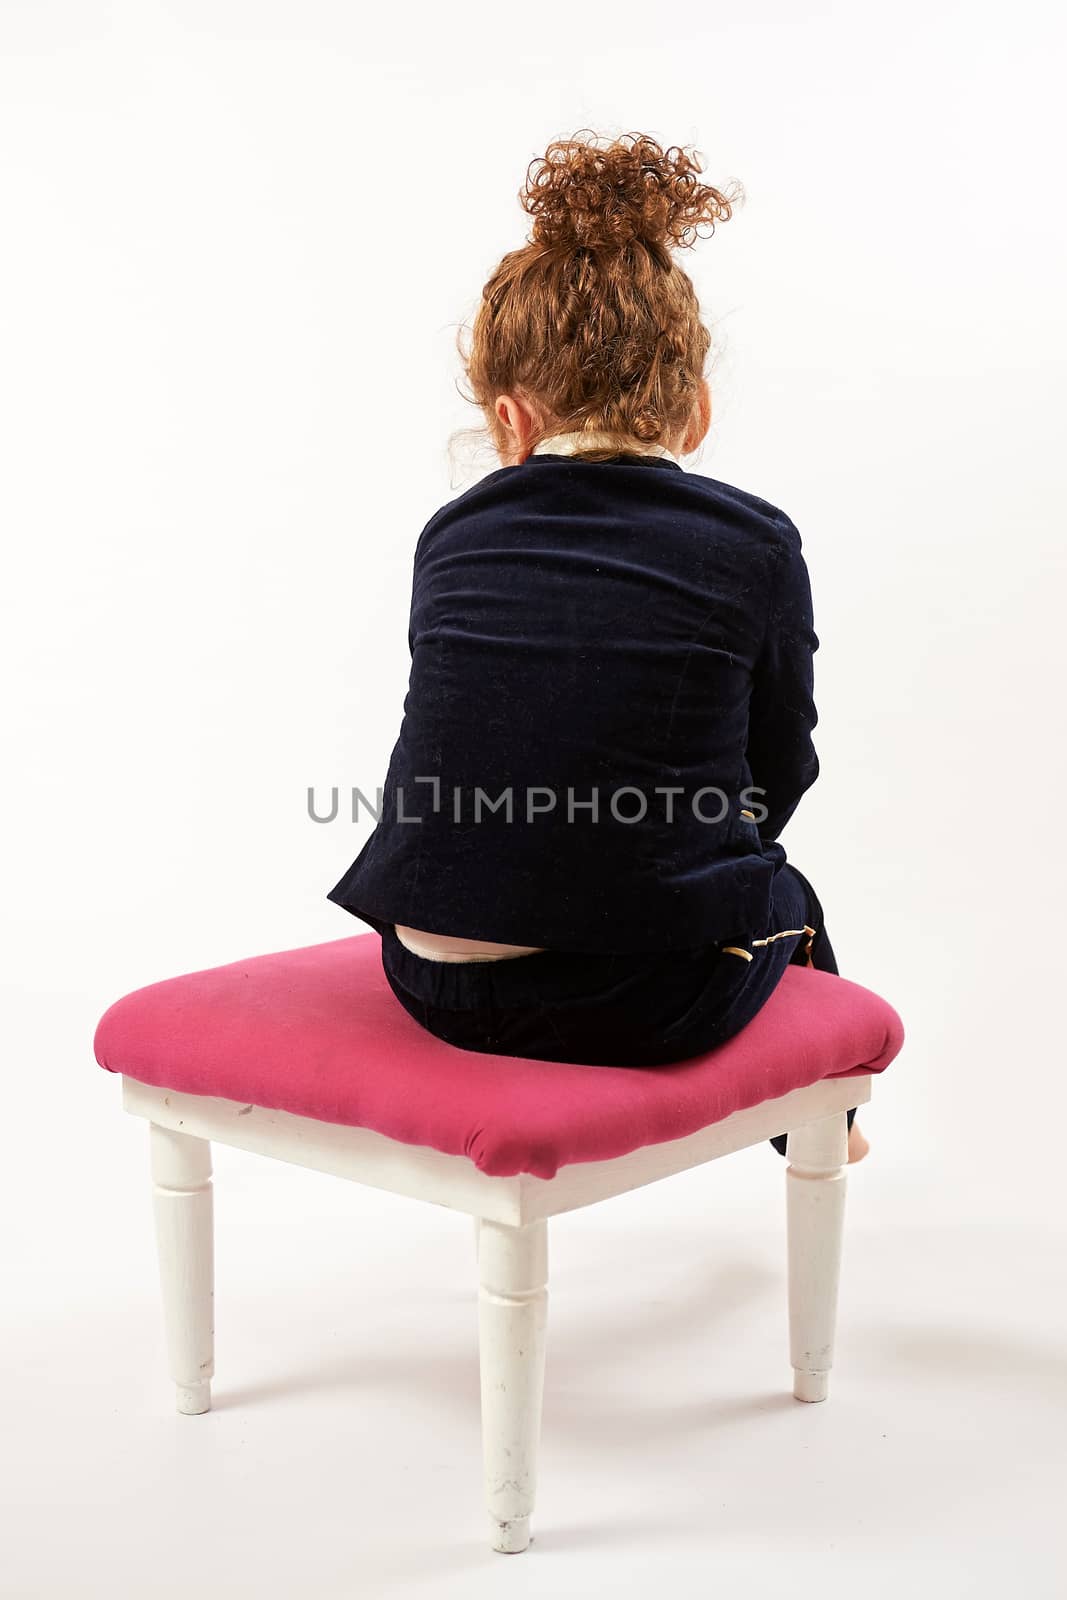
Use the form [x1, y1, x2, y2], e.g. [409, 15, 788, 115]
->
[786, 1111, 848, 1403]
[473, 1214, 482, 1263]
[477, 1218, 548, 1554]
[149, 1122, 214, 1415]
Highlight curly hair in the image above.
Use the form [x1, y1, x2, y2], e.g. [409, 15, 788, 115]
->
[453, 129, 742, 466]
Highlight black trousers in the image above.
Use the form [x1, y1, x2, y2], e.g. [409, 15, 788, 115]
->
[379, 862, 857, 1157]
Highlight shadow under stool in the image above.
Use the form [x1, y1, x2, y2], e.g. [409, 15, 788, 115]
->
[93, 931, 904, 1555]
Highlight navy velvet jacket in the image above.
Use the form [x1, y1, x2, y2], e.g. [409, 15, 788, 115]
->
[327, 452, 820, 954]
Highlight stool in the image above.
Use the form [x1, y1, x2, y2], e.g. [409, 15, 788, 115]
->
[93, 931, 904, 1554]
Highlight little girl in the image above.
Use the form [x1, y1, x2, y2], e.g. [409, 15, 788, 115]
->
[328, 130, 866, 1163]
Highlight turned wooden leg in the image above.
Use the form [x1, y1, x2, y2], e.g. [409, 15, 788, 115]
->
[786, 1111, 848, 1403]
[149, 1123, 215, 1415]
[473, 1214, 482, 1264]
[477, 1218, 548, 1554]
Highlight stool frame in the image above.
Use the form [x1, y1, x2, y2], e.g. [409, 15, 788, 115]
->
[126, 1070, 872, 1554]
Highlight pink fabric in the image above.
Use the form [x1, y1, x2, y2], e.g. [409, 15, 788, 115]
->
[94, 933, 904, 1180]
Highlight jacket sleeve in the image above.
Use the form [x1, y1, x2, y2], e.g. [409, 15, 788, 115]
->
[745, 513, 820, 843]
[407, 522, 432, 656]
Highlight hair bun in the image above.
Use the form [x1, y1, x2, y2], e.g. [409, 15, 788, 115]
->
[520, 129, 740, 252]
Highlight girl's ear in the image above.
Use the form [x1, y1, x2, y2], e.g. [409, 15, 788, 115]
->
[494, 390, 542, 463]
[494, 393, 517, 432]
[684, 378, 711, 453]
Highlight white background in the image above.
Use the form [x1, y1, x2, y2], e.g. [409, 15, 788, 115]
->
[3, 2, 1064, 1595]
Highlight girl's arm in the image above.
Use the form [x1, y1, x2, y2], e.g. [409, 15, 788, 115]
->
[745, 514, 820, 842]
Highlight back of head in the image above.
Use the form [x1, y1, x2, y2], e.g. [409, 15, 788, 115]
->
[456, 129, 742, 465]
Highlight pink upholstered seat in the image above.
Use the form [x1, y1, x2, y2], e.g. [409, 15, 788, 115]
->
[94, 933, 904, 1180]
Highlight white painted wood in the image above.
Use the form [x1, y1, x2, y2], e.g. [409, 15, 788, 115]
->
[117, 1073, 875, 1551]
[478, 1219, 548, 1554]
[123, 1073, 870, 1226]
[149, 1123, 214, 1415]
[785, 1112, 849, 1403]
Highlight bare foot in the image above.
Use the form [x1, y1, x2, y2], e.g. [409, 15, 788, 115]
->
[847, 1120, 870, 1163]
